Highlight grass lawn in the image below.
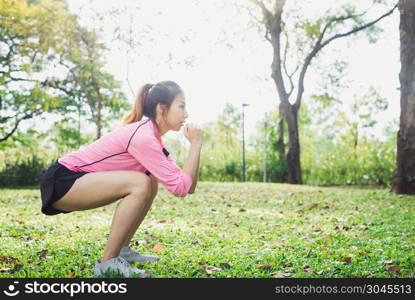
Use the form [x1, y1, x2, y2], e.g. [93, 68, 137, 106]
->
[0, 182, 414, 278]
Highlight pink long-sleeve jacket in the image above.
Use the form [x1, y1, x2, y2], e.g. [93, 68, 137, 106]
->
[58, 118, 192, 197]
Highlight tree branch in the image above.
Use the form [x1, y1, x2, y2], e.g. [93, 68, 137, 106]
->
[0, 109, 43, 142]
[320, 4, 398, 51]
[282, 31, 299, 98]
[293, 3, 398, 111]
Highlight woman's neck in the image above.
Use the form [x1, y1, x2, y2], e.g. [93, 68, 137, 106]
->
[153, 119, 168, 136]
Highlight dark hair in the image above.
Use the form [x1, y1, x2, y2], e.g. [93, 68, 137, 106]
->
[122, 80, 183, 125]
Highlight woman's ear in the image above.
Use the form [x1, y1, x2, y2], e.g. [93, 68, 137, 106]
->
[157, 103, 168, 117]
[156, 104, 168, 125]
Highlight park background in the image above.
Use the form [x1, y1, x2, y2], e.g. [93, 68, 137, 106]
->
[0, 0, 414, 278]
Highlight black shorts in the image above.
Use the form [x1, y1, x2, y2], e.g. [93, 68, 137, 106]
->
[39, 160, 88, 216]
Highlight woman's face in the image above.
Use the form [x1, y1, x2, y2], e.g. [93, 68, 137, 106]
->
[162, 93, 188, 131]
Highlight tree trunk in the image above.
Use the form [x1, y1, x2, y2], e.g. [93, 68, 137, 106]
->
[285, 105, 302, 183]
[393, 0, 415, 194]
[255, 0, 397, 185]
[276, 111, 285, 161]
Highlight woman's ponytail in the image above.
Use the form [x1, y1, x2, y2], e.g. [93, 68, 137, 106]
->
[119, 80, 182, 127]
[121, 83, 153, 125]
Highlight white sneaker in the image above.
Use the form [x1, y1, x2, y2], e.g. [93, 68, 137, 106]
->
[93, 256, 151, 278]
[119, 246, 159, 264]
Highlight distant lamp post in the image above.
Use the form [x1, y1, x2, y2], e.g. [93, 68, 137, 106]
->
[242, 103, 250, 182]
[263, 112, 269, 183]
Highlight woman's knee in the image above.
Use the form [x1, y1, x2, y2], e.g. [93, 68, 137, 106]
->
[128, 172, 152, 198]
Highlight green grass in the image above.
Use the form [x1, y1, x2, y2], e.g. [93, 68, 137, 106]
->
[0, 182, 414, 278]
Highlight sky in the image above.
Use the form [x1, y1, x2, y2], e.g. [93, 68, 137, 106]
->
[26, 0, 400, 142]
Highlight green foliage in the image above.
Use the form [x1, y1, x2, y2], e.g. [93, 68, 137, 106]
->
[302, 135, 396, 186]
[198, 103, 243, 182]
[0, 0, 74, 140]
[0, 153, 54, 187]
[47, 120, 96, 156]
[0, 0, 128, 142]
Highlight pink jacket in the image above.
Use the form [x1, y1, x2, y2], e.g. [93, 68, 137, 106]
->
[58, 118, 192, 197]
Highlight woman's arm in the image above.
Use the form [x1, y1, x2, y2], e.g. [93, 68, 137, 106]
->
[183, 142, 202, 194]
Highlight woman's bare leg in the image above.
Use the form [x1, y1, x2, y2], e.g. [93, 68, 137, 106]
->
[122, 175, 158, 247]
[101, 185, 151, 262]
[52, 170, 151, 212]
[50, 170, 153, 262]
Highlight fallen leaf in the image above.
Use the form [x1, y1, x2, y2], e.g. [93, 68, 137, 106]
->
[152, 243, 164, 253]
[0, 267, 11, 272]
[205, 266, 222, 274]
[198, 261, 207, 266]
[259, 264, 272, 270]
[342, 257, 352, 263]
[0, 256, 18, 264]
[271, 272, 292, 278]
[239, 208, 246, 212]
[385, 260, 393, 265]
[323, 237, 332, 243]
[67, 271, 76, 278]
[386, 265, 401, 273]
[158, 220, 167, 223]
[313, 226, 321, 232]
[308, 203, 318, 209]
[315, 270, 324, 275]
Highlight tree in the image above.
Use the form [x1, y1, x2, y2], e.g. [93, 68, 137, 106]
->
[52, 23, 128, 140]
[393, 0, 415, 194]
[252, 0, 398, 184]
[0, 0, 72, 142]
[1, 0, 127, 143]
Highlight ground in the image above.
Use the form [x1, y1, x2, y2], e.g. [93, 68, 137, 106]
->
[0, 182, 414, 278]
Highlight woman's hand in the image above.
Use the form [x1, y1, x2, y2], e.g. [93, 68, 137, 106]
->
[184, 123, 203, 145]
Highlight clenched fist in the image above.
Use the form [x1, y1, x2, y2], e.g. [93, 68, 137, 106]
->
[184, 123, 203, 145]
